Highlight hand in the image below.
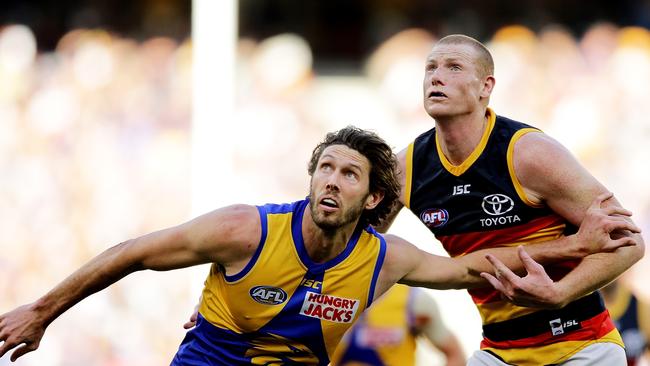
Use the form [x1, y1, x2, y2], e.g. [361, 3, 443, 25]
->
[480, 246, 564, 309]
[573, 192, 641, 255]
[0, 303, 48, 361]
[183, 303, 199, 329]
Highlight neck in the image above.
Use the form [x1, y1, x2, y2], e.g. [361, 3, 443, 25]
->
[434, 108, 488, 165]
[302, 205, 358, 263]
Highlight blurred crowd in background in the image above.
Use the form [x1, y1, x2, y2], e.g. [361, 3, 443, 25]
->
[1, 14, 650, 366]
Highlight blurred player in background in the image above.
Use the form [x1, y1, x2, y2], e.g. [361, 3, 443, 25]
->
[602, 278, 650, 366]
[330, 284, 465, 366]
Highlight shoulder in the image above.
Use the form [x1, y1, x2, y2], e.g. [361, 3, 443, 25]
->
[373, 234, 420, 296]
[193, 204, 260, 230]
[511, 131, 589, 200]
[382, 234, 421, 275]
[183, 204, 262, 263]
[512, 131, 570, 171]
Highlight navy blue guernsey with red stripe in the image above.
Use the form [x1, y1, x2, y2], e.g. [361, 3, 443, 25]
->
[408, 115, 559, 255]
[403, 108, 622, 365]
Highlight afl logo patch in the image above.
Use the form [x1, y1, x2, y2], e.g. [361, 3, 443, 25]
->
[420, 208, 449, 228]
[482, 194, 514, 216]
[250, 286, 288, 305]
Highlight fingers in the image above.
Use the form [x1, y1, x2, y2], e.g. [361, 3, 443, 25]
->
[11, 341, 38, 362]
[0, 333, 15, 358]
[604, 218, 641, 234]
[587, 193, 640, 225]
[605, 237, 638, 251]
[183, 309, 199, 329]
[0, 339, 35, 361]
[485, 254, 520, 283]
[517, 246, 545, 274]
[591, 192, 614, 208]
[480, 272, 506, 293]
[600, 205, 633, 217]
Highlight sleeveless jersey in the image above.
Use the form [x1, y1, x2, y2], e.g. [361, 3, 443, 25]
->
[330, 284, 417, 366]
[404, 108, 622, 365]
[608, 287, 648, 366]
[171, 199, 386, 365]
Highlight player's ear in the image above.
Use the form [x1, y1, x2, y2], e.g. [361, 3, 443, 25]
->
[365, 191, 384, 210]
[480, 75, 495, 99]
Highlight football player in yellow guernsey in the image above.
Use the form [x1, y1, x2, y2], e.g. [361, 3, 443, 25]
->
[0, 126, 640, 365]
[381, 34, 646, 365]
[330, 284, 466, 366]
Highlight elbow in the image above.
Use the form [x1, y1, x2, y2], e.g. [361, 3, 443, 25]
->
[632, 235, 645, 263]
[112, 239, 145, 273]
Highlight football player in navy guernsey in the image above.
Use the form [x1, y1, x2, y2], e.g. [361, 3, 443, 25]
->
[0, 126, 639, 365]
[379, 34, 645, 366]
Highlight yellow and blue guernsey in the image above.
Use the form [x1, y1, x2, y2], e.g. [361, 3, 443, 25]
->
[171, 198, 386, 365]
[330, 284, 417, 366]
[607, 287, 648, 366]
[403, 108, 622, 366]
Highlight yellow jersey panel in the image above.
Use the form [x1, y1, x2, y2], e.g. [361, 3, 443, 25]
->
[179, 199, 386, 365]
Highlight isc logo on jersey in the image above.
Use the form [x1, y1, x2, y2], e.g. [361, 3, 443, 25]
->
[420, 208, 449, 228]
[250, 286, 288, 305]
[300, 291, 359, 323]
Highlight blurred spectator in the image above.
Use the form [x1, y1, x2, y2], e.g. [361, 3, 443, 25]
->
[0, 24, 192, 365]
[1, 19, 649, 365]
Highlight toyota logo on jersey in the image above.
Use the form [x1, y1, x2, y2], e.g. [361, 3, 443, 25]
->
[482, 194, 514, 216]
[420, 208, 449, 228]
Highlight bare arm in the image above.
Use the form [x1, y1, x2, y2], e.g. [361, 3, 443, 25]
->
[377, 141, 638, 276]
[481, 133, 644, 308]
[0, 204, 260, 361]
[457, 191, 639, 275]
[375, 191, 639, 296]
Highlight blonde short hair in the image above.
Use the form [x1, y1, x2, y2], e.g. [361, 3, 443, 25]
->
[437, 34, 494, 78]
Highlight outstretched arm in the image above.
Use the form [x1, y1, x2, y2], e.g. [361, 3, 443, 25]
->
[376, 192, 639, 294]
[0, 204, 260, 361]
[454, 192, 639, 277]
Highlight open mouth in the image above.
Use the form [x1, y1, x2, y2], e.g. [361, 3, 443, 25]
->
[428, 91, 447, 98]
[320, 197, 339, 208]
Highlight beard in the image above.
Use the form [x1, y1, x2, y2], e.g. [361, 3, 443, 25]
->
[308, 189, 369, 233]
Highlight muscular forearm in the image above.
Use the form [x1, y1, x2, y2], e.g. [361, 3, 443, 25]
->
[457, 235, 584, 279]
[33, 241, 142, 325]
[554, 244, 644, 307]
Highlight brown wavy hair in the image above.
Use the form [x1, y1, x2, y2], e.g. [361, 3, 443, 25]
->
[307, 126, 400, 228]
